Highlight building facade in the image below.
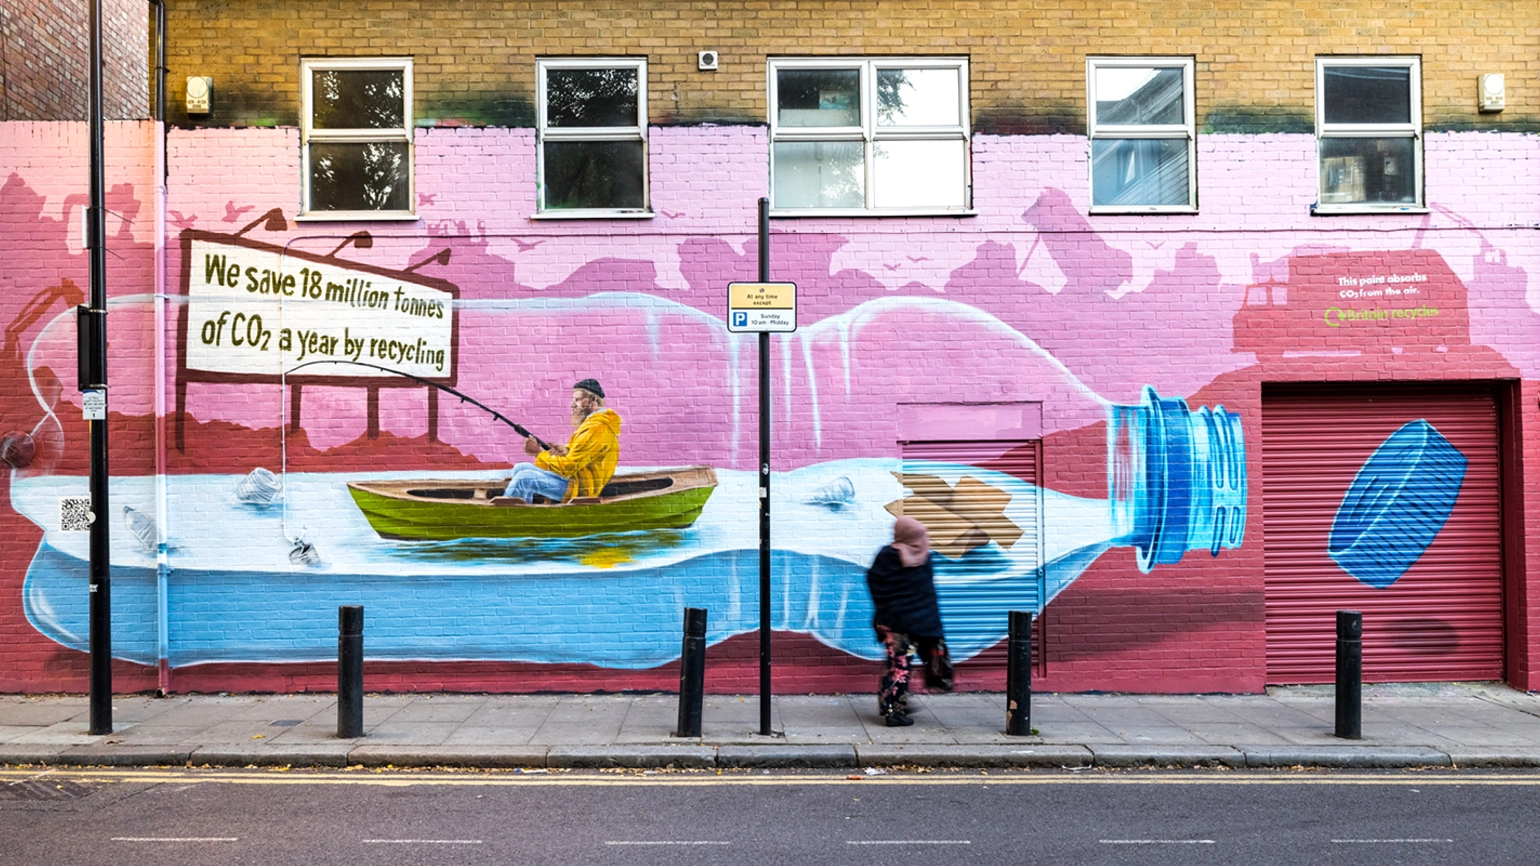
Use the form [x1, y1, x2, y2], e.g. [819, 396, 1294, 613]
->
[1, 1, 1537, 695]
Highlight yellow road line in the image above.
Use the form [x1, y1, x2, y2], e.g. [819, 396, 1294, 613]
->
[4, 768, 1540, 788]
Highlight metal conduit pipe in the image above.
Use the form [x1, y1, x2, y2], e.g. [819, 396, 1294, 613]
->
[149, 0, 170, 694]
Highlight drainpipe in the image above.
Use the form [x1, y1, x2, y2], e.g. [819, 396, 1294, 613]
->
[149, 0, 170, 695]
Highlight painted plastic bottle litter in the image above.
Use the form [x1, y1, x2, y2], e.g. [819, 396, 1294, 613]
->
[11, 293, 1246, 668]
[879, 385, 1247, 654]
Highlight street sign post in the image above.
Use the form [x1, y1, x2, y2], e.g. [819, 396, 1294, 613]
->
[727, 281, 797, 333]
[734, 201, 795, 737]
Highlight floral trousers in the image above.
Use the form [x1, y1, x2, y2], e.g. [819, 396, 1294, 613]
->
[876, 626, 952, 717]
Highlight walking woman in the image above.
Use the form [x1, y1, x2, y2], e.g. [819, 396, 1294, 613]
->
[866, 516, 953, 727]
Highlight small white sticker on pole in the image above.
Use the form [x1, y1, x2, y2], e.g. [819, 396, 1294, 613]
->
[728, 282, 797, 333]
[82, 390, 106, 420]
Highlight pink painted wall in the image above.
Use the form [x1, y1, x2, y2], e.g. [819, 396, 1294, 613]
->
[2, 120, 1537, 693]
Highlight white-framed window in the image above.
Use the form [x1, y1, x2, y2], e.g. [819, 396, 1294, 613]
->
[1315, 56, 1422, 212]
[536, 58, 649, 216]
[300, 57, 414, 219]
[768, 57, 970, 215]
[1086, 56, 1196, 212]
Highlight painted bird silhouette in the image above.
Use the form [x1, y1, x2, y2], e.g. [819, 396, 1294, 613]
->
[223, 201, 255, 222]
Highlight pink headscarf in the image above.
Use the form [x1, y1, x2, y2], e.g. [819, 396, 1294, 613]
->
[891, 516, 931, 568]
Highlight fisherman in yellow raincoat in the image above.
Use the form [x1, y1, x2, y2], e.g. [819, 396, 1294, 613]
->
[504, 378, 621, 503]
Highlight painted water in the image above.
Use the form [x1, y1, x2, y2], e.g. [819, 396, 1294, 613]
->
[12, 459, 1121, 668]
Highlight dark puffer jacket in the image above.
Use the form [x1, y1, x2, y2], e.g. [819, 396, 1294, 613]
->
[865, 546, 944, 639]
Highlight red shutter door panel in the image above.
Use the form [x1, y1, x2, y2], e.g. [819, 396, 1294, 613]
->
[902, 440, 1040, 676]
[1263, 388, 1502, 684]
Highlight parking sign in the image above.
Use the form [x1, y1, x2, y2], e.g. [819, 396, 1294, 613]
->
[727, 282, 797, 333]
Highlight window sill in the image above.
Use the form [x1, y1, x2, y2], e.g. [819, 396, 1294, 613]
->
[1311, 203, 1428, 216]
[295, 211, 420, 222]
[530, 210, 654, 220]
[768, 208, 977, 219]
[1089, 206, 1198, 215]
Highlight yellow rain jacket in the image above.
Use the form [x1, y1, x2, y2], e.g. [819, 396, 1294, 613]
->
[535, 408, 622, 501]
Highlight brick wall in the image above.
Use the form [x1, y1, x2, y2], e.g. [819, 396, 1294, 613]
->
[1, 0, 149, 120]
[0, 0, 1537, 695]
[2, 117, 1536, 693]
[160, 0, 1537, 132]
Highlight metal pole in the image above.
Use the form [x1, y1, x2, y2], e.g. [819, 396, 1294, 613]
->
[1335, 610, 1362, 740]
[757, 196, 772, 736]
[338, 606, 364, 738]
[86, 0, 113, 737]
[1005, 611, 1033, 736]
[674, 607, 707, 738]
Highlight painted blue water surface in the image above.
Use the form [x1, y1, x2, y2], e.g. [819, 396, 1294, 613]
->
[12, 459, 1124, 668]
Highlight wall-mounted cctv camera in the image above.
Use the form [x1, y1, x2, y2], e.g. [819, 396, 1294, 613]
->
[698, 50, 719, 72]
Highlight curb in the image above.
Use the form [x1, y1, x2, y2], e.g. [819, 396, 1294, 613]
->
[856, 744, 1092, 768]
[0, 743, 1500, 771]
[0, 747, 68, 766]
[59, 745, 194, 767]
[189, 745, 352, 768]
[1088, 745, 1245, 768]
[718, 745, 857, 768]
[548, 745, 716, 769]
[1445, 748, 1540, 768]
[351, 745, 550, 769]
[1241, 746, 1451, 768]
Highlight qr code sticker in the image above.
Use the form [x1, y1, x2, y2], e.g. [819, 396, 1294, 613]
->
[59, 496, 92, 532]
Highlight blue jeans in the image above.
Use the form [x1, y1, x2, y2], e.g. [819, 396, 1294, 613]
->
[504, 463, 570, 502]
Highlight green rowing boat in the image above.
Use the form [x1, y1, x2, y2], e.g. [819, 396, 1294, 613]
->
[347, 466, 718, 541]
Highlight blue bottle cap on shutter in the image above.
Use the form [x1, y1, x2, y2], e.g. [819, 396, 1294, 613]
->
[1328, 420, 1466, 588]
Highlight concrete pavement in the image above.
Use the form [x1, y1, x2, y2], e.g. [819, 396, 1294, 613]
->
[4, 683, 1540, 770]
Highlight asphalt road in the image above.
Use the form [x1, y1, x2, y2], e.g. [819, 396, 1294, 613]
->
[4, 766, 1540, 865]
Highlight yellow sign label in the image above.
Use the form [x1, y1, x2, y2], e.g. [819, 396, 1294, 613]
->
[729, 282, 796, 310]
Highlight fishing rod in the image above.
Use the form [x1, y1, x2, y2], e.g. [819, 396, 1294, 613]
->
[283, 359, 553, 451]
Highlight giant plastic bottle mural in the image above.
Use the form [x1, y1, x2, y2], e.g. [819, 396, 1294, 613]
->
[10, 261, 1252, 671]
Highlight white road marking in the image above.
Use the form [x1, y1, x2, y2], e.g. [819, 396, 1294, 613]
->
[111, 837, 238, 843]
[7, 770, 56, 787]
[605, 841, 731, 846]
[1101, 839, 1215, 844]
[1330, 832, 1447, 838]
[362, 839, 483, 844]
[848, 840, 971, 845]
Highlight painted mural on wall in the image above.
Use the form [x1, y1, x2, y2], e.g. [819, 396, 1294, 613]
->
[7, 218, 1496, 670]
[9, 215, 1252, 667]
[0, 126, 1534, 689]
[1329, 419, 1468, 589]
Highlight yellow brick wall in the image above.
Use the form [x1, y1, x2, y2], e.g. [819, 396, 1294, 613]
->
[163, 0, 1539, 131]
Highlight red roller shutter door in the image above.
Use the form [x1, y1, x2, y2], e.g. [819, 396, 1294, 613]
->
[1263, 388, 1502, 683]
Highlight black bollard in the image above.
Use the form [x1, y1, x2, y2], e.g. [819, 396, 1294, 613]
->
[1335, 610, 1362, 740]
[338, 605, 364, 739]
[1005, 610, 1033, 736]
[673, 607, 708, 738]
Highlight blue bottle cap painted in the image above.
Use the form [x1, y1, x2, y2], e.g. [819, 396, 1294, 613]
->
[1329, 420, 1467, 588]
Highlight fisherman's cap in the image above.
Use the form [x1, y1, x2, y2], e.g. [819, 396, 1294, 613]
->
[574, 378, 605, 399]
